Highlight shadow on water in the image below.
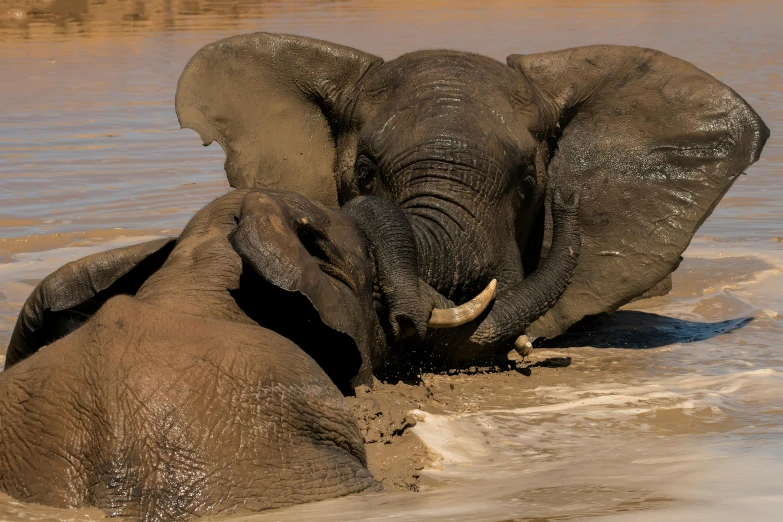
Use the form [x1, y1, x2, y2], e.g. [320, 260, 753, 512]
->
[537, 311, 753, 349]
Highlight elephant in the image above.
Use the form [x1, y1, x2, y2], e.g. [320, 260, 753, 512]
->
[0, 185, 498, 517]
[0, 188, 434, 520]
[175, 33, 769, 363]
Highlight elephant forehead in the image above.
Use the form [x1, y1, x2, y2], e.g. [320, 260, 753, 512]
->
[358, 52, 538, 150]
[362, 51, 535, 111]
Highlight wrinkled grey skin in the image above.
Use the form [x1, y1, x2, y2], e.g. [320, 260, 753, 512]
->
[176, 34, 769, 358]
[0, 189, 385, 521]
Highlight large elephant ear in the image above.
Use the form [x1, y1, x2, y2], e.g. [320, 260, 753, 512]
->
[508, 46, 769, 338]
[5, 238, 176, 369]
[175, 33, 383, 206]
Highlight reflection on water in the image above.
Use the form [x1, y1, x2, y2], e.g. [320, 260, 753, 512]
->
[1, 0, 309, 39]
[0, 0, 781, 520]
[10, 0, 753, 41]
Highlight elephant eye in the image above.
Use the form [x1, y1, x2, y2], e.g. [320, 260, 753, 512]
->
[355, 156, 378, 191]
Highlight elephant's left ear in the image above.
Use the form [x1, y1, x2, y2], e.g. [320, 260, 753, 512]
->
[176, 33, 383, 206]
[5, 238, 176, 369]
[508, 46, 769, 338]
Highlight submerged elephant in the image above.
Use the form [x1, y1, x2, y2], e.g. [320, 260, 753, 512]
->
[0, 186, 503, 518]
[0, 189, 404, 520]
[176, 34, 769, 361]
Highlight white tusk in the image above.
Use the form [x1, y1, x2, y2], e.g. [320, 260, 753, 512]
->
[427, 279, 497, 328]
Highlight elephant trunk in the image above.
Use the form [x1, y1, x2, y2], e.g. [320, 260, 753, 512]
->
[342, 196, 430, 340]
[470, 191, 581, 347]
[342, 196, 498, 343]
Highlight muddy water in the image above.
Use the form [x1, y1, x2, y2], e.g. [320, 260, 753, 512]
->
[0, 0, 781, 520]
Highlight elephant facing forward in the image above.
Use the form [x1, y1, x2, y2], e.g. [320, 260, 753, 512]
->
[176, 34, 769, 362]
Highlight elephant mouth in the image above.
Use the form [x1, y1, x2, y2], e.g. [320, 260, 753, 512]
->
[231, 263, 363, 396]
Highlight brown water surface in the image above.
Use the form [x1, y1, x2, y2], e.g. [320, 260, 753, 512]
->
[0, 1, 781, 520]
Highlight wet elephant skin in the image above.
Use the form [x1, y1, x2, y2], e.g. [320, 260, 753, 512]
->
[0, 189, 385, 520]
[176, 34, 769, 358]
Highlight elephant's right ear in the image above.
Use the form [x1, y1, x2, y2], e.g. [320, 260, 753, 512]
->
[508, 46, 769, 338]
[5, 238, 176, 369]
[175, 33, 383, 206]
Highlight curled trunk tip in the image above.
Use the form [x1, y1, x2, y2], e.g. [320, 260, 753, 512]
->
[428, 279, 497, 328]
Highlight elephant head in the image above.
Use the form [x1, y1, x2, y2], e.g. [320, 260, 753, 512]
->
[0, 189, 393, 519]
[176, 34, 768, 360]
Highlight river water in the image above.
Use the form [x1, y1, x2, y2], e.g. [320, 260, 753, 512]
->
[0, 0, 781, 520]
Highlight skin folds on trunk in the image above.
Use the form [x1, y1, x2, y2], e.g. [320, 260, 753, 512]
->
[352, 145, 580, 363]
[468, 191, 581, 347]
[378, 191, 581, 370]
[342, 195, 433, 341]
[341, 195, 499, 354]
